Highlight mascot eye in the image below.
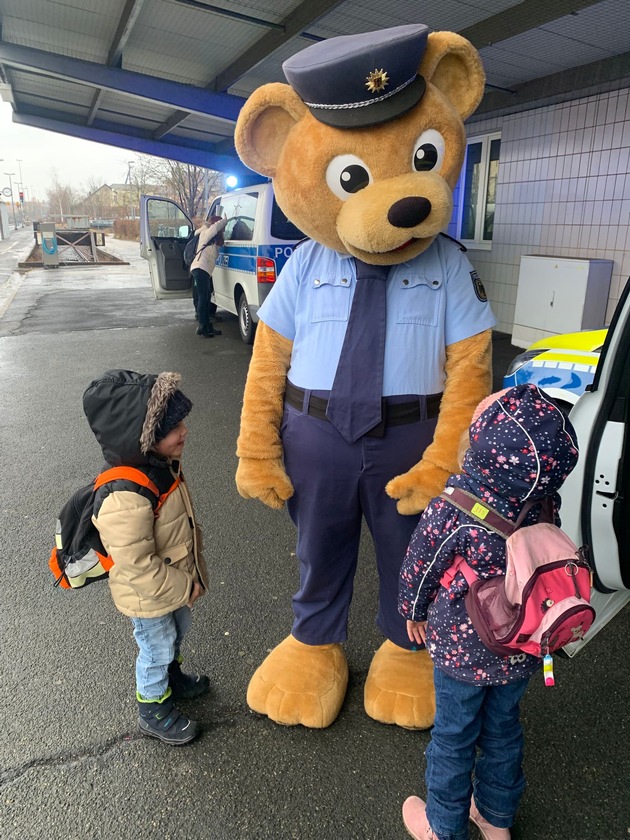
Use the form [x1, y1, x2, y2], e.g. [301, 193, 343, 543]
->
[412, 130, 445, 173]
[326, 154, 373, 201]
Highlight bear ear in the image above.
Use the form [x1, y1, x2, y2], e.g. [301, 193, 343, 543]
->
[234, 83, 308, 178]
[420, 32, 486, 120]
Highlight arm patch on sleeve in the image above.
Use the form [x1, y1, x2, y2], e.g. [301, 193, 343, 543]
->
[470, 270, 487, 302]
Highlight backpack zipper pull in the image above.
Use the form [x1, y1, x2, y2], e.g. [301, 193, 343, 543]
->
[579, 546, 594, 588]
[566, 560, 580, 598]
[543, 652, 555, 687]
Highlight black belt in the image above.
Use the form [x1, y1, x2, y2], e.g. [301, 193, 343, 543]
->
[285, 381, 442, 438]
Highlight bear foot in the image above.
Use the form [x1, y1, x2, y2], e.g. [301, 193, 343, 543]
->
[364, 639, 435, 729]
[247, 635, 349, 728]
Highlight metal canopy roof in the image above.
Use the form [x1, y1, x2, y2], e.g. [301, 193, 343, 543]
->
[1, 0, 629, 180]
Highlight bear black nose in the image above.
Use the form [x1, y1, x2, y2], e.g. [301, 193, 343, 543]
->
[387, 197, 432, 228]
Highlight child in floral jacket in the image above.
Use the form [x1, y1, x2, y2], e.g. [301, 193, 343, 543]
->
[398, 384, 579, 840]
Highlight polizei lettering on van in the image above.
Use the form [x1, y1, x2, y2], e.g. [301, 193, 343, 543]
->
[261, 244, 296, 274]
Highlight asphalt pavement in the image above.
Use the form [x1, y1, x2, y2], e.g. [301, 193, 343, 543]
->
[0, 233, 628, 840]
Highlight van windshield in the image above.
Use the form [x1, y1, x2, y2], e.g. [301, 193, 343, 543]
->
[271, 197, 304, 241]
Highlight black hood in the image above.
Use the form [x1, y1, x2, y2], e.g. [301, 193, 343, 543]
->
[83, 370, 183, 467]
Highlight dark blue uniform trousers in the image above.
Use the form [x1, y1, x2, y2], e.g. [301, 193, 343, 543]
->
[281, 394, 438, 650]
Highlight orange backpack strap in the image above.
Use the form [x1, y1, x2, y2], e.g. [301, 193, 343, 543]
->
[94, 467, 160, 499]
[155, 476, 180, 514]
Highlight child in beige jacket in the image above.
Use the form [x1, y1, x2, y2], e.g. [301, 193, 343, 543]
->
[83, 369, 209, 745]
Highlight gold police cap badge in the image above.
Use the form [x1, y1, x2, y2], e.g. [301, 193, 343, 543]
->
[365, 69, 389, 94]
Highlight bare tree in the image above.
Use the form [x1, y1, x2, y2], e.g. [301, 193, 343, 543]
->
[129, 154, 224, 219]
[163, 161, 224, 218]
[47, 171, 78, 222]
[45, 156, 225, 224]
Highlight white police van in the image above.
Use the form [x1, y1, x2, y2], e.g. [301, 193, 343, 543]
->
[556, 276, 630, 656]
[139, 182, 303, 343]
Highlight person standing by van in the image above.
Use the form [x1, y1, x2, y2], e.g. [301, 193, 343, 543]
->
[83, 369, 209, 744]
[190, 215, 227, 338]
[399, 385, 580, 840]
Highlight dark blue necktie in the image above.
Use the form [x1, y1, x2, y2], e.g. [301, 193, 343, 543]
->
[326, 259, 389, 443]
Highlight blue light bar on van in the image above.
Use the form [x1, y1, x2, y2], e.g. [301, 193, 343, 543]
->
[226, 176, 239, 189]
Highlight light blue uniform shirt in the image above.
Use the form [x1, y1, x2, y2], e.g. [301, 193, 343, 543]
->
[258, 237, 496, 396]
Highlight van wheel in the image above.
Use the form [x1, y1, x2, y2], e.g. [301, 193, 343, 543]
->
[238, 292, 256, 345]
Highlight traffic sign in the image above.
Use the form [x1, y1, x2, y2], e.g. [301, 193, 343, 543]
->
[1, 187, 12, 197]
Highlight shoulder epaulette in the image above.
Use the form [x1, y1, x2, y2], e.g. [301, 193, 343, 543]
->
[438, 232, 467, 252]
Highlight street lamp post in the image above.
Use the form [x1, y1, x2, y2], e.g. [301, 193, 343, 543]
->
[4, 172, 17, 230]
[16, 160, 24, 228]
[126, 161, 134, 219]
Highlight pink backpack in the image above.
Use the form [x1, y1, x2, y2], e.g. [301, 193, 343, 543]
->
[440, 487, 595, 660]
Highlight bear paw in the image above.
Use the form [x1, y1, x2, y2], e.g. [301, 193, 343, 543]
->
[364, 639, 435, 729]
[247, 635, 349, 728]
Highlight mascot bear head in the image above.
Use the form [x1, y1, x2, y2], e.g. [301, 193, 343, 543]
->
[235, 23, 486, 266]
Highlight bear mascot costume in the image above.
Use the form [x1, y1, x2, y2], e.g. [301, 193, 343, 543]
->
[234, 23, 495, 729]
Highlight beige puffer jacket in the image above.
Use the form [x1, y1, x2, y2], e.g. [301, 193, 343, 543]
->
[95, 465, 208, 618]
[83, 369, 208, 619]
[190, 217, 227, 276]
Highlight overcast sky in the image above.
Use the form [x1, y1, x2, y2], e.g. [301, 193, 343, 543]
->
[0, 100, 134, 199]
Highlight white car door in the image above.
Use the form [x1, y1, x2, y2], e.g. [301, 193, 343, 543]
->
[559, 276, 630, 655]
[140, 195, 194, 299]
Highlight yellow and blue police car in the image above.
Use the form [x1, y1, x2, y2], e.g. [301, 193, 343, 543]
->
[501, 296, 630, 659]
[503, 329, 607, 408]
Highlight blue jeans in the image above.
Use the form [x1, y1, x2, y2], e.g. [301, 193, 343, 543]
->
[131, 606, 192, 700]
[425, 668, 529, 840]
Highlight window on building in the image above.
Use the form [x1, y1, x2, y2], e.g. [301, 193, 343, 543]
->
[457, 132, 501, 248]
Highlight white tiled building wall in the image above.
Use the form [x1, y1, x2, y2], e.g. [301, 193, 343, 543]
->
[453, 87, 630, 334]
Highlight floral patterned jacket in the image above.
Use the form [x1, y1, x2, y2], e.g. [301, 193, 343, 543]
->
[398, 384, 579, 685]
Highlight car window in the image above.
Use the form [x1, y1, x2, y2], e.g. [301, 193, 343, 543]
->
[146, 198, 191, 239]
[270, 196, 304, 241]
[221, 192, 258, 241]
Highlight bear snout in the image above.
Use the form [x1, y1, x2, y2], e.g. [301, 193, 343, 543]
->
[387, 196, 432, 228]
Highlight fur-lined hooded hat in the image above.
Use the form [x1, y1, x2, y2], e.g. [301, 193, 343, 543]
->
[83, 370, 192, 467]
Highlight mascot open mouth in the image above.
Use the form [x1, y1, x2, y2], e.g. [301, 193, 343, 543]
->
[342, 235, 433, 261]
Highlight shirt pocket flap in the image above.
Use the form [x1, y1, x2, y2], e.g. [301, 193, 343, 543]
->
[399, 274, 442, 291]
[395, 274, 442, 326]
[310, 274, 352, 322]
[311, 274, 351, 289]
[159, 542, 191, 566]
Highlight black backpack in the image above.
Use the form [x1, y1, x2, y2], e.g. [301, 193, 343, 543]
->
[49, 466, 176, 589]
[183, 232, 200, 268]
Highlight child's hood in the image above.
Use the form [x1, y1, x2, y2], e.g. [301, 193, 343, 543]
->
[83, 370, 181, 467]
[462, 384, 579, 501]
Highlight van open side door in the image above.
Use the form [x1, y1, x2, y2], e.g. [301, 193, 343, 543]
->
[560, 276, 630, 655]
[140, 195, 194, 299]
